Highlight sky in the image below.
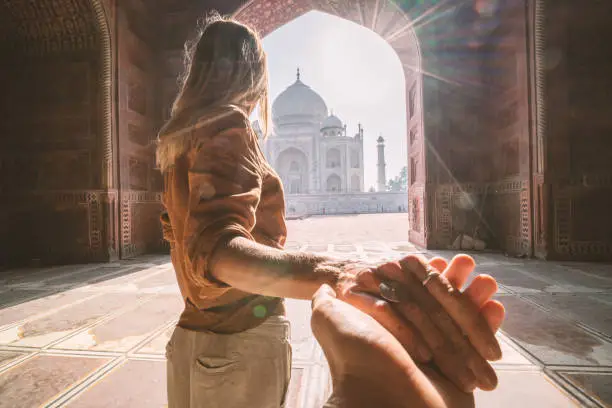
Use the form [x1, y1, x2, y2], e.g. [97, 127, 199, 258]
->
[259, 11, 408, 190]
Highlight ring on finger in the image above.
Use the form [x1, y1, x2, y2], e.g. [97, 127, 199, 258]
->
[379, 281, 401, 303]
[422, 268, 440, 286]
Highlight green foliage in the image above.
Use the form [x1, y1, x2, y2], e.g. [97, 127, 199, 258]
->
[387, 166, 408, 191]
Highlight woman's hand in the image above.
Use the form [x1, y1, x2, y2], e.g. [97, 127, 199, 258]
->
[334, 254, 505, 392]
[311, 284, 475, 408]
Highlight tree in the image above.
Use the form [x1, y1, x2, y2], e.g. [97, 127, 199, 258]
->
[387, 166, 408, 192]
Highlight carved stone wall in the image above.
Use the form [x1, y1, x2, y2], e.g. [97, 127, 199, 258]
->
[0, 0, 113, 266]
[535, 0, 612, 260]
[116, 0, 167, 257]
[481, 2, 531, 256]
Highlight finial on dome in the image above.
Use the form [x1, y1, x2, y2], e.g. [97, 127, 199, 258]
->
[297, 67, 300, 81]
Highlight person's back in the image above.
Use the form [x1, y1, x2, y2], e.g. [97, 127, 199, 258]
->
[157, 15, 293, 408]
[161, 109, 287, 334]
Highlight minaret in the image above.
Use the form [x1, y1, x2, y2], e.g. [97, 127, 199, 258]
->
[377, 135, 387, 192]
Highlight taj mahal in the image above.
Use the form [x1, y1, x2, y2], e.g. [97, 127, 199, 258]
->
[254, 69, 408, 217]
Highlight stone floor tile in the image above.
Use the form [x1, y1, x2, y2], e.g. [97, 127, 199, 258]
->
[135, 269, 178, 290]
[1, 215, 610, 407]
[524, 293, 612, 338]
[0, 264, 94, 286]
[334, 244, 356, 253]
[560, 371, 612, 407]
[495, 335, 536, 367]
[486, 266, 552, 293]
[0, 290, 95, 328]
[0, 355, 110, 408]
[53, 294, 183, 352]
[67, 359, 166, 408]
[559, 263, 612, 280]
[304, 244, 328, 253]
[474, 370, 579, 407]
[389, 241, 418, 251]
[0, 293, 147, 348]
[0, 350, 27, 369]
[134, 325, 174, 355]
[0, 289, 48, 309]
[44, 265, 130, 288]
[90, 265, 166, 288]
[518, 263, 612, 293]
[500, 296, 612, 366]
[592, 294, 612, 306]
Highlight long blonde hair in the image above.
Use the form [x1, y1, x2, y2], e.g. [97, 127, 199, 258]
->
[156, 13, 270, 172]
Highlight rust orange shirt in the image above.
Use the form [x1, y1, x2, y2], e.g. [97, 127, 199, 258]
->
[160, 111, 287, 333]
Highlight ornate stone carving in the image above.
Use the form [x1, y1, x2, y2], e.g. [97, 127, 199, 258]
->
[120, 191, 164, 258]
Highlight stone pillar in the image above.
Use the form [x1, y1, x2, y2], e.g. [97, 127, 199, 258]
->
[345, 143, 350, 193]
[377, 135, 387, 192]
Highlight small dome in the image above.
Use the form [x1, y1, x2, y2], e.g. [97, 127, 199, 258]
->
[321, 113, 343, 130]
[272, 72, 327, 121]
[377, 135, 385, 143]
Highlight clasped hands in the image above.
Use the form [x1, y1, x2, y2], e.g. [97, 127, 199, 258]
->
[311, 254, 505, 408]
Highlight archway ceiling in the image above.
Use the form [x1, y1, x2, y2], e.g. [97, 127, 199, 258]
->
[0, 0, 99, 54]
[159, 0, 500, 54]
[234, 0, 414, 42]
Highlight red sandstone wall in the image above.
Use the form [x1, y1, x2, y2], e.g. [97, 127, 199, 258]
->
[0, 0, 109, 266]
[537, 0, 612, 260]
[116, 0, 165, 258]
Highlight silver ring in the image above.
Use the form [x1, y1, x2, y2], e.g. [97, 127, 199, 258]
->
[422, 270, 440, 286]
[379, 281, 400, 303]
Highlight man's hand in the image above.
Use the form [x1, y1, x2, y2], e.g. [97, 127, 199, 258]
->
[311, 284, 475, 408]
[334, 254, 505, 392]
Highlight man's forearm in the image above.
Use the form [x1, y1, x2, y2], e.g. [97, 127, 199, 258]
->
[209, 236, 350, 299]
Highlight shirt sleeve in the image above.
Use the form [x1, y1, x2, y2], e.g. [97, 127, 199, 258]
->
[183, 127, 263, 289]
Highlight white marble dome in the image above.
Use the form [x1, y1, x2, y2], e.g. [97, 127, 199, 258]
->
[321, 113, 343, 130]
[272, 77, 328, 121]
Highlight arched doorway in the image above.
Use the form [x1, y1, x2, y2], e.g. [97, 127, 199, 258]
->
[326, 174, 342, 193]
[275, 148, 309, 194]
[156, 1, 538, 258]
[0, 1, 114, 266]
[234, 0, 428, 246]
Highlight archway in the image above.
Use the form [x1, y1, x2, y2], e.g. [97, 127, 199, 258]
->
[232, 0, 537, 255]
[326, 174, 342, 193]
[0, 0, 113, 266]
[276, 148, 310, 194]
[153, 1, 534, 257]
[235, 0, 428, 246]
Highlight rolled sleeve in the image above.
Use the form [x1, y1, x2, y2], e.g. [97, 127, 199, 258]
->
[183, 128, 263, 289]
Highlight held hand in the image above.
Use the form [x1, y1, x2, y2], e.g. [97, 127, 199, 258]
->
[336, 254, 505, 392]
[311, 284, 474, 408]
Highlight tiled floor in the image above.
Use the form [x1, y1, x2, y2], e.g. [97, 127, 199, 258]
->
[0, 214, 610, 407]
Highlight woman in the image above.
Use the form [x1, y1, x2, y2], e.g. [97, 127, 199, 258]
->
[157, 13, 503, 408]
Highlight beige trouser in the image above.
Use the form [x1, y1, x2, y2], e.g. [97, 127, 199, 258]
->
[166, 316, 292, 408]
